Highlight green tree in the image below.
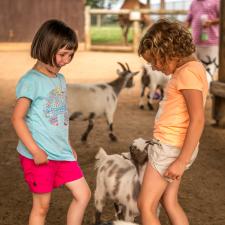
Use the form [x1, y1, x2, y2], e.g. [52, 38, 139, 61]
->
[86, 0, 105, 8]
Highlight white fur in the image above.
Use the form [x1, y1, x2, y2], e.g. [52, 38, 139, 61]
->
[95, 147, 141, 222]
[139, 64, 169, 108]
[94, 138, 160, 223]
[67, 63, 138, 142]
[112, 221, 139, 225]
[67, 83, 116, 123]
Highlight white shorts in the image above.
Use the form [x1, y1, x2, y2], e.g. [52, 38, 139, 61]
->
[148, 139, 199, 182]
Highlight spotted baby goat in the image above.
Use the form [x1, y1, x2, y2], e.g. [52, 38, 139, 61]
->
[68, 63, 138, 142]
[97, 221, 138, 225]
[94, 138, 160, 224]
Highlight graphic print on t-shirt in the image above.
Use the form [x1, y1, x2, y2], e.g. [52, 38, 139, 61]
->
[43, 87, 69, 126]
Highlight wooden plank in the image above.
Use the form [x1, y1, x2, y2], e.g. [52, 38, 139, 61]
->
[90, 45, 133, 52]
[85, 6, 91, 51]
[89, 8, 187, 15]
[133, 20, 141, 53]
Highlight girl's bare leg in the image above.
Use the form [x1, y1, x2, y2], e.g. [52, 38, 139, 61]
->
[65, 177, 91, 225]
[138, 163, 168, 225]
[161, 179, 189, 225]
[29, 193, 51, 225]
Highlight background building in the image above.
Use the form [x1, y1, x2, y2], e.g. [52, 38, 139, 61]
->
[0, 0, 85, 42]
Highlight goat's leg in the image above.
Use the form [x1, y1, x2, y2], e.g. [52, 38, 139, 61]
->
[123, 25, 129, 46]
[121, 23, 130, 46]
[81, 112, 95, 142]
[139, 86, 146, 110]
[124, 207, 135, 222]
[147, 94, 154, 110]
[94, 210, 102, 225]
[156, 203, 161, 218]
[108, 123, 117, 142]
[147, 87, 157, 111]
[106, 112, 117, 141]
[114, 203, 124, 220]
[94, 183, 106, 224]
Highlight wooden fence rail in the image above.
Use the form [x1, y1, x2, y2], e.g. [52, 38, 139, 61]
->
[84, 6, 187, 52]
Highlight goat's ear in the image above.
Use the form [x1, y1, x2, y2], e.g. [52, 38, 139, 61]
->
[121, 152, 132, 160]
[132, 71, 139, 76]
[116, 69, 123, 76]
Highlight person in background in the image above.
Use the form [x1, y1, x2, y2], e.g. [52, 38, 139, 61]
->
[186, 0, 220, 83]
[11, 19, 91, 225]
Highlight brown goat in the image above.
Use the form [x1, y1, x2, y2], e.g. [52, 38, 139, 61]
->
[118, 0, 152, 45]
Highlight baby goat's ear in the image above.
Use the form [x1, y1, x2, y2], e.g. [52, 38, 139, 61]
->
[132, 71, 139, 76]
[121, 152, 132, 160]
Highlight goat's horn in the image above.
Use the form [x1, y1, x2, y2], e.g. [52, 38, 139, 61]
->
[206, 55, 212, 63]
[125, 63, 131, 71]
[117, 62, 126, 71]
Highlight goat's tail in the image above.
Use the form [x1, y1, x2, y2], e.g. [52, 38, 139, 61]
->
[95, 147, 108, 170]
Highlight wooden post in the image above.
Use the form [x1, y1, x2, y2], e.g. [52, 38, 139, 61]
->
[210, 0, 225, 127]
[97, 14, 101, 27]
[130, 10, 141, 53]
[84, 6, 91, 51]
[86, 8, 187, 52]
[133, 20, 141, 52]
[160, 0, 165, 19]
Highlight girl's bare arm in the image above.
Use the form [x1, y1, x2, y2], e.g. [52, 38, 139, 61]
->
[164, 89, 205, 180]
[11, 97, 48, 164]
[178, 89, 205, 164]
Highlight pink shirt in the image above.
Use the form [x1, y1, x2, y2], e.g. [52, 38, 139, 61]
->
[187, 0, 220, 46]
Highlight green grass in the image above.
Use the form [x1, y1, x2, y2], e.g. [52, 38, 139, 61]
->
[91, 25, 133, 45]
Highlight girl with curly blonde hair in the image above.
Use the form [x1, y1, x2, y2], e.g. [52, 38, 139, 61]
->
[137, 19, 208, 225]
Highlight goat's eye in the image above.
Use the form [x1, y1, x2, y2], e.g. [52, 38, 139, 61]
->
[130, 145, 137, 152]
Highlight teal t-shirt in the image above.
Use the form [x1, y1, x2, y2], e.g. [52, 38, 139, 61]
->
[16, 69, 75, 161]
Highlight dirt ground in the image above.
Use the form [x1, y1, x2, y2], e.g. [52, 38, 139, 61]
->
[0, 49, 225, 225]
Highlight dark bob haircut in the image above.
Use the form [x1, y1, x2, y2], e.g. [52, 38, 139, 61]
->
[31, 19, 78, 66]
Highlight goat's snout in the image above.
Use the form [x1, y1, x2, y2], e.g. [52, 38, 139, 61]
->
[129, 145, 148, 165]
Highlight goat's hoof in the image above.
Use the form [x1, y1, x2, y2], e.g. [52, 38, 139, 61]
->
[147, 103, 154, 110]
[109, 134, 117, 142]
[81, 136, 87, 142]
[139, 105, 144, 110]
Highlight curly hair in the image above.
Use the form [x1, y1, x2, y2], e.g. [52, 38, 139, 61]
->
[138, 19, 195, 64]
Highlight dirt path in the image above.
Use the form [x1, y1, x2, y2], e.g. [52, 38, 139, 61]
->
[0, 50, 225, 225]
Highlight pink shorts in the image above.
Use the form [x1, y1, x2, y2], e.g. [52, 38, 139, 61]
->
[19, 154, 83, 193]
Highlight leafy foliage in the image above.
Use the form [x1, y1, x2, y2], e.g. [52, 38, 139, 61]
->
[85, 0, 106, 8]
[91, 25, 133, 44]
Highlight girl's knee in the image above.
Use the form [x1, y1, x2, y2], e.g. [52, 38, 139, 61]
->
[76, 186, 91, 206]
[137, 196, 155, 214]
[137, 195, 149, 212]
[161, 194, 178, 210]
[32, 203, 50, 216]
[85, 187, 92, 203]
